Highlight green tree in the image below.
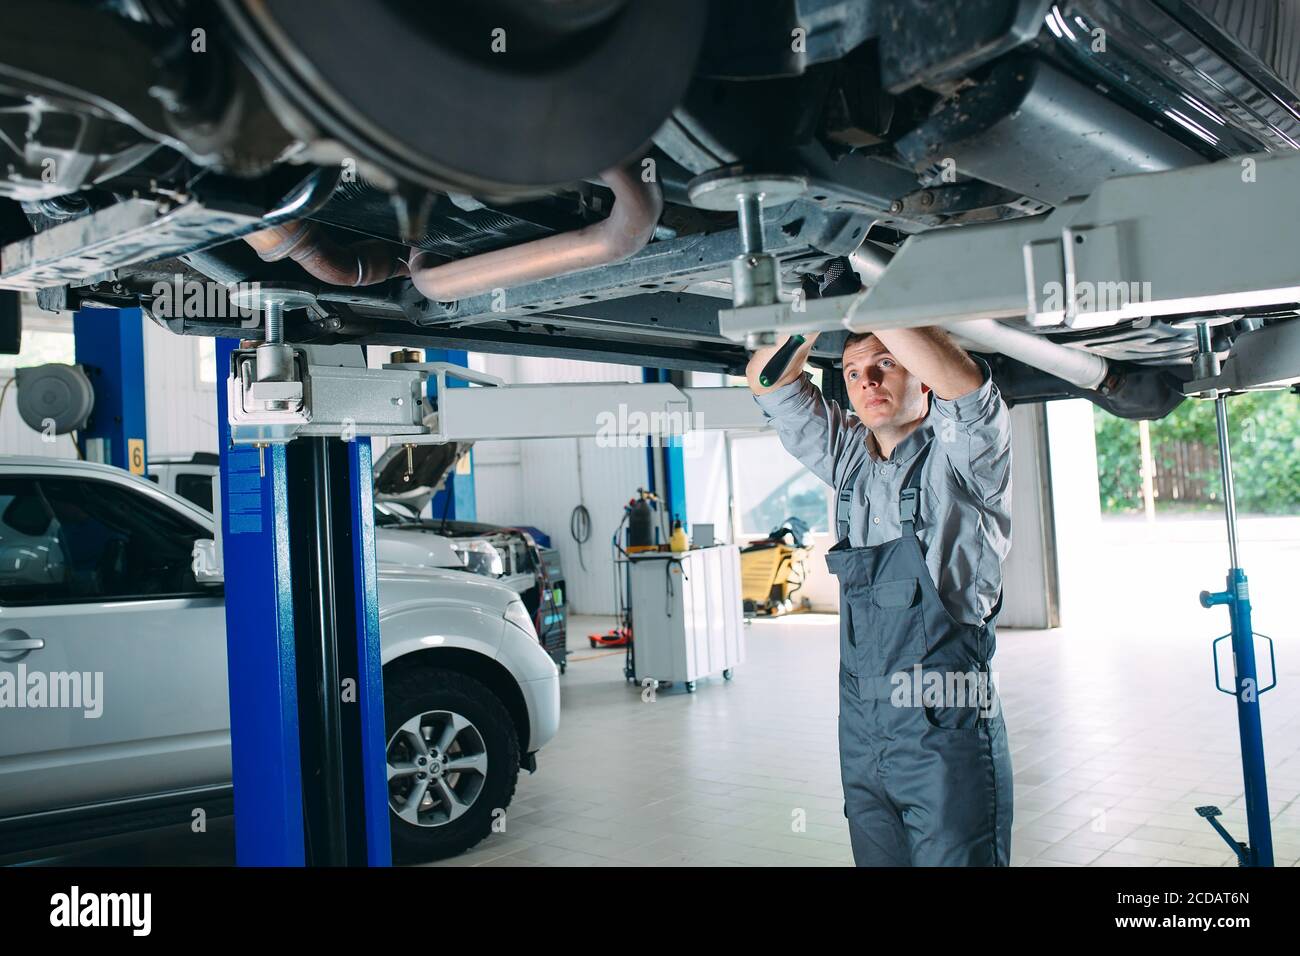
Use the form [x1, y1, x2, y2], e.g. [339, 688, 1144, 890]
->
[1093, 389, 1300, 515]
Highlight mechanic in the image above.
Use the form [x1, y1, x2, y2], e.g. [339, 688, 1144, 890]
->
[747, 326, 1014, 866]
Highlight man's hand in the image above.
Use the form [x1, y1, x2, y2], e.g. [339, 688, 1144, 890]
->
[869, 327, 983, 401]
[745, 332, 820, 395]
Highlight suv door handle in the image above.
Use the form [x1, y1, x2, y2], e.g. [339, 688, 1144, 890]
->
[0, 629, 44, 658]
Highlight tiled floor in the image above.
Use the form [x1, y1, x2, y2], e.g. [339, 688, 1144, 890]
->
[28, 516, 1296, 868]
[433, 515, 1300, 867]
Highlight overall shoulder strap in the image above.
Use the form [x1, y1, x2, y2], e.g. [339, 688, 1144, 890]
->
[898, 439, 934, 536]
[835, 457, 864, 541]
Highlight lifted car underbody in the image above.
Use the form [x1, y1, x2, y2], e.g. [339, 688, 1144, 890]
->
[3, 0, 1300, 418]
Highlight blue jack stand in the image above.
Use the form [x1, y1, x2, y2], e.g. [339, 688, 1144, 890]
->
[1191, 323, 1276, 867]
[215, 338, 390, 866]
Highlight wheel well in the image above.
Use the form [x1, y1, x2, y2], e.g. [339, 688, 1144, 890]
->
[382, 649, 531, 761]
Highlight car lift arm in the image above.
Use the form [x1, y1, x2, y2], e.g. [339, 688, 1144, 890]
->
[714, 151, 1300, 399]
[226, 356, 770, 447]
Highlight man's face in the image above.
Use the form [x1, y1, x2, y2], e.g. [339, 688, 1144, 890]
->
[842, 335, 930, 428]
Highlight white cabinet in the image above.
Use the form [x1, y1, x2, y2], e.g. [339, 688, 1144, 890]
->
[627, 545, 744, 689]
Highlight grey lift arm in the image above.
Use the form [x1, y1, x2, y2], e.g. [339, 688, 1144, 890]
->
[226, 355, 769, 447]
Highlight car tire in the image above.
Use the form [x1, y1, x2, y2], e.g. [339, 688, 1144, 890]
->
[384, 667, 520, 864]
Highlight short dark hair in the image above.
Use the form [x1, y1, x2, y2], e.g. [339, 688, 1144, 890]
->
[842, 331, 878, 354]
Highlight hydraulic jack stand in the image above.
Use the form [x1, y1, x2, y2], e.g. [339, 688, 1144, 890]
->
[1190, 322, 1277, 867]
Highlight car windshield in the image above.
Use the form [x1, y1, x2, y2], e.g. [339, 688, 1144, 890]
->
[374, 503, 416, 526]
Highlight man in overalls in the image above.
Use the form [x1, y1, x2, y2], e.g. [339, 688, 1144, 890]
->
[747, 327, 1013, 866]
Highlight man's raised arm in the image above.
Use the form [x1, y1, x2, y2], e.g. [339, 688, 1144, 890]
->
[868, 327, 983, 401]
[873, 326, 1010, 502]
[745, 333, 821, 395]
[744, 332, 864, 489]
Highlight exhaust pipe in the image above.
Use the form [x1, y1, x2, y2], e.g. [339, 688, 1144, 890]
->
[407, 164, 662, 303]
[846, 242, 1110, 391]
[953, 319, 1110, 390]
[244, 220, 409, 286]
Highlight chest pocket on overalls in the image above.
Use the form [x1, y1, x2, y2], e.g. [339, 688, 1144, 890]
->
[839, 572, 927, 674]
[860, 576, 927, 673]
[871, 578, 920, 611]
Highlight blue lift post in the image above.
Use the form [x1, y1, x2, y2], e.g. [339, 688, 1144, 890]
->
[426, 348, 477, 521]
[72, 307, 147, 474]
[215, 337, 390, 866]
[641, 367, 687, 534]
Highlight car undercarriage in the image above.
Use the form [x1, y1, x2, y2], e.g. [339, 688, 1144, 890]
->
[3, 0, 1300, 418]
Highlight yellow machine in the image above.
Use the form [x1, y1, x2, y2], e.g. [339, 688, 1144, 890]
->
[740, 519, 811, 616]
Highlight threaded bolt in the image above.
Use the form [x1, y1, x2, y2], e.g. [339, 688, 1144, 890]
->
[264, 298, 284, 345]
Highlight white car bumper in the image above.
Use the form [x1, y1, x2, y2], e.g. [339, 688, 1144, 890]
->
[520, 672, 561, 754]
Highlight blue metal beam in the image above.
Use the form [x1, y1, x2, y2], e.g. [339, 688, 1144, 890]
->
[642, 367, 687, 533]
[426, 348, 477, 521]
[73, 307, 147, 474]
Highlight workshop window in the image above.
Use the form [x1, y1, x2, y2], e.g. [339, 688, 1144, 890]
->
[0, 326, 74, 377]
[0, 477, 212, 605]
[196, 336, 217, 385]
[728, 433, 831, 537]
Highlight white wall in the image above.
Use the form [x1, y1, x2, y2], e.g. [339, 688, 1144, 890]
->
[362, 347, 655, 614]
[1, 305, 216, 461]
[0, 388, 80, 458]
[681, 370, 733, 544]
[469, 354, 648, 615]
[143, 317, 219, 456]
[683, 431, 730, 542]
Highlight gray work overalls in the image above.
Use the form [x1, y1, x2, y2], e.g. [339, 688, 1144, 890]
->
[827, 439, 1013, 866]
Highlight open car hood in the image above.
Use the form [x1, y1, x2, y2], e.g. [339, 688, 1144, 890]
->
[373, 440, 473, 514]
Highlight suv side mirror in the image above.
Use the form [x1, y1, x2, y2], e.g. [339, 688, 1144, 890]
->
[191, 538, 223, 584]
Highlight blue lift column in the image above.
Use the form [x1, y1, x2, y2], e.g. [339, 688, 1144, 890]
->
[72, 307, 147, 474]
[426, 348, 477, 521]
[215, 337, 390, 866]
[642, 367, 687, 533]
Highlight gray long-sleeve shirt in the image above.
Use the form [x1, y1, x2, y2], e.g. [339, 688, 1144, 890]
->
[753, 356, 1012, 626]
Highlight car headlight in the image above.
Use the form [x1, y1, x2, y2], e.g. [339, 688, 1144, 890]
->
[451, 538, 504, 577]
[504, 600, 537, 637]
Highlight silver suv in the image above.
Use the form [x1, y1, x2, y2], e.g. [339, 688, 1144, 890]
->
[0, 456, 560, 862]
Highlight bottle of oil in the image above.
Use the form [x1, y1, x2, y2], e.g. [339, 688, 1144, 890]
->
[669, 515, 689, 554]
